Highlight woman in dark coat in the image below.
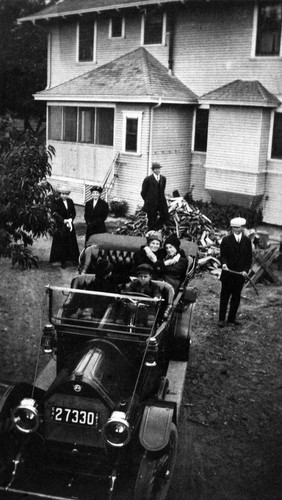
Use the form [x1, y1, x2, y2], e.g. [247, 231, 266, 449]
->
[84, 185, 109, 243]
[49, 186, 79, 268]
[133, 231, 164, 279]
[160, 234, 188, 291]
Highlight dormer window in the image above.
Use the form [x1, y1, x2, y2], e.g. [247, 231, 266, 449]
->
[255, 4, 282, 56]
[78, 18, 95, 62]
[141, 10, 166, 45]
[109, 16, 125, 38]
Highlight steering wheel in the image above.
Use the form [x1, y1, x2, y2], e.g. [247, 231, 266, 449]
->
[120, 291, 151, 307]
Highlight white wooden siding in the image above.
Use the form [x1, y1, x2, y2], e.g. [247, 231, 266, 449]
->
[173, 4, 282, 97]
[152, 105, 193, 198]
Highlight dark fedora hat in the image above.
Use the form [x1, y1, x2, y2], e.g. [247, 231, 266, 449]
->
[151, 162, 162, 170]
[90, 185, 103, 193]
[95, 259, 113, 278]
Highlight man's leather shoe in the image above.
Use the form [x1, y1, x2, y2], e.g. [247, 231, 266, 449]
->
[218, 321, 225, 328]
[227, 320, 241, 326]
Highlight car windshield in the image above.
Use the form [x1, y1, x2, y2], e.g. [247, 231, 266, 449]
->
[48, 285, 160, 336]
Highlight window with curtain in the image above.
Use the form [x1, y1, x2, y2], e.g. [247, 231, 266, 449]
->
[79, 108, 95, 143]
[79, 19, 94, 62]
[63, 107, 77, 142]
[144, 10, 164, 45]
[48, 106, 114, 146]
[96, 108, 114, 146]
[256, 5, 282, 56]
[48, 107, 62, 140]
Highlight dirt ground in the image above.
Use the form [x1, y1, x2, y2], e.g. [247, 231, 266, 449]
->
[0, 215, 282, 500]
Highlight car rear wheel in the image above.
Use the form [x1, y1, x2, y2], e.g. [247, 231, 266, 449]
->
[133, 423, 178, 500]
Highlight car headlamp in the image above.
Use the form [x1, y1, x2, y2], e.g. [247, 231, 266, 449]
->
[102, 411, 131, 447]
[11, 398, 40, 434]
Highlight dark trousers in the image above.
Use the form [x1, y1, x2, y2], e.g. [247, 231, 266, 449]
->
[219, 279, 244, 322]
[147, 206, 169, 231]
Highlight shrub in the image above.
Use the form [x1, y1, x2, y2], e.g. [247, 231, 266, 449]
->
[186, 198, 263, 229]
[110, 199, 129, 218]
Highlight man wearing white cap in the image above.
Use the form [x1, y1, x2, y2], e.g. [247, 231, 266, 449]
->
[218, 217, 253, 327]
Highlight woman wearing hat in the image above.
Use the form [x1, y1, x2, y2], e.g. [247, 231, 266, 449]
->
[84, 185, 109, 243]
[49, 186, 79, 268]
[133, 230, 164, 278]
[160, 234, 188, 291]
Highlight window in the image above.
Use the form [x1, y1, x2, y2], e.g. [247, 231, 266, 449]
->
[109, 16, 125, 38]
[96, 108, 114, 146]
[49, 106, 114, 146]
[194, 109, 209, 152]
[271, 112, 282, 159]
[63, 107, 77, 142]
[78, 19, 94, 62]
[142, 11, 165, 45]
[255, 4, 282, 56]
[79, 108, 95, 143]
[123, 112, 142, 154]
[48, 106, 62, 140]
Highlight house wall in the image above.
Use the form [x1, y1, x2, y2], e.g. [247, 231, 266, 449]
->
[173, 3, 282, 97]
[263, 160, 282, 225]
[111, 103, 151, 214]
[49, 15, 169, 87]
[152, 105, 193, 198]
[205, 106, 266, 196]
[48, 4, 282, 97]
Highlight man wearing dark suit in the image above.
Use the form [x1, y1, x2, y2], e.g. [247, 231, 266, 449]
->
[218, 217, 253, 327]
[141, 163, 169, 231]
[84, 185, 109, 243]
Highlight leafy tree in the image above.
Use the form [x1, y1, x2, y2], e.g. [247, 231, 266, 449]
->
[0, 0, 53, 131]
[0, 115, 55, 269]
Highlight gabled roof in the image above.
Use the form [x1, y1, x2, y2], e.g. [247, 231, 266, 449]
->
[18, 0, 258, 23]
[199, 80, 280, 108]
[34, 47, 198, 105]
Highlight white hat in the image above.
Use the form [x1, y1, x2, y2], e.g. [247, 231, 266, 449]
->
[230, 217, 246, 227]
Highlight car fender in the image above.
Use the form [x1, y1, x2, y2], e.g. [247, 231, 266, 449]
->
[0, 382, 43, 419]
[139, 404, 175, 452]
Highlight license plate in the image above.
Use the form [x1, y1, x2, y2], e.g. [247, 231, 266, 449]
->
[51, 405, 99, 427]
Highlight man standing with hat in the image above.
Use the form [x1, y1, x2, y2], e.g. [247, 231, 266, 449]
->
[141, 163, 169, 230]
[218, 217, 253, 327]
[84, 185, 109, 243]
[50, 185, 79, 268]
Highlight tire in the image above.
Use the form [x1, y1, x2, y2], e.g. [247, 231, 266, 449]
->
[134, 423, 178, 500]
[172, 302, 195, 361]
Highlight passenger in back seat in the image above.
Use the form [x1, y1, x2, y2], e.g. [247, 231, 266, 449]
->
[160, 234, 188, 292]
[133, 231, 163, 279]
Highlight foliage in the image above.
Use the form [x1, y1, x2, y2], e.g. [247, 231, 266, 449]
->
[0, 116, 55, 268]
[110, 199, 129, 218]
[188, 198, 263, 229]
[0, 0, 55, 130]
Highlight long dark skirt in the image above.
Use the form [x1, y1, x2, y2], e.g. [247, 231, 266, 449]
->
[50, 227, 79, 265]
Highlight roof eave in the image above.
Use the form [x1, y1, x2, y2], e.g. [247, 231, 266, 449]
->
[34, 93, 197, 105]
[18, 0, 181, 23]
[199, 99, 279, 108]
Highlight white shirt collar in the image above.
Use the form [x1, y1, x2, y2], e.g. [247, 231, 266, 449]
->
[154, 173, 160, 181]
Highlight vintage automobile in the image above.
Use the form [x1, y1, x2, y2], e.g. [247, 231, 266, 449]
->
[0, 234, 197, 500]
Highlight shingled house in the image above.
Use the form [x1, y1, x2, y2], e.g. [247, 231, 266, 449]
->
[19, 0, 282, 225]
